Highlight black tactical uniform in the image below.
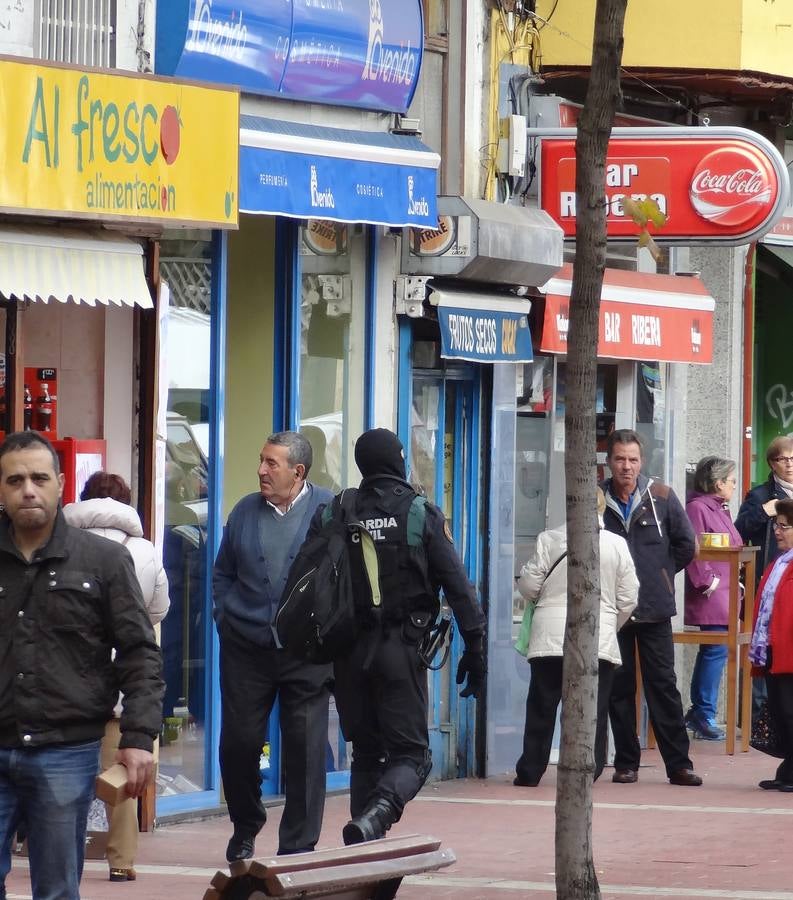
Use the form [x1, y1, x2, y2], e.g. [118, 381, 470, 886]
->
[328, 429, 486, 845]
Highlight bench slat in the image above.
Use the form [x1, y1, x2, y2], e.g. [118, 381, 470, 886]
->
[264, 847, 456, 897]
[245, 834, 442, 880]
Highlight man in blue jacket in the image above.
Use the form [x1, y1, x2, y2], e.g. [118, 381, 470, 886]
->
[602, 429, 702, 786]
[213, 431, 333, 861]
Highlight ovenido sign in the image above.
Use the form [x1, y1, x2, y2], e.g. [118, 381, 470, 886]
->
[3, 58, 239, 227]
[537, 127, 790, 245]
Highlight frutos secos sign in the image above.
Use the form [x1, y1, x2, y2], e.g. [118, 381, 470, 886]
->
[537, 127, 790, 244]
[2, 58, 239, 227]
[156, 0, 423, 114]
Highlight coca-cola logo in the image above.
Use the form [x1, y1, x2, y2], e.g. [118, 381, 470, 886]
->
[689, 147, 774, 227]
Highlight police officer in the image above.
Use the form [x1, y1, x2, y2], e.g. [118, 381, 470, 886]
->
[329, 428, 486, 845]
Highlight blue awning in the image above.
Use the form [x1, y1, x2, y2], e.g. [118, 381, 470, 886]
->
[239, 116, 440, 228]
[430, 288, 533, 364]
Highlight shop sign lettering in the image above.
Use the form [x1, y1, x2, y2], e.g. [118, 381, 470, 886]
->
[538, 126, 789, 245]
[5, 58, 239, 227]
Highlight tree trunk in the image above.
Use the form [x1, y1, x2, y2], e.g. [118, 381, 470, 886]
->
[555, 2, 628, 899]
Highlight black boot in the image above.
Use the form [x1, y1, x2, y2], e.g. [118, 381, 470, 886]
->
[342, 798, 398, 845]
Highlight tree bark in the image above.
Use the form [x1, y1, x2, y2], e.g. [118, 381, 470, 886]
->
[555, 2, 628, 899]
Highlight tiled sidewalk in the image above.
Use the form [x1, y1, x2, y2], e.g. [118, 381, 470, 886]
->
[5, 738, 792, 899]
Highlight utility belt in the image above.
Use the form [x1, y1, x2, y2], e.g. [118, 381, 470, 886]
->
[359, 607, 453, 672]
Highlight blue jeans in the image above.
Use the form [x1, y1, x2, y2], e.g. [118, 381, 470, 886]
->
[689, 625, 728, 722]
[0, 739, 101, 900]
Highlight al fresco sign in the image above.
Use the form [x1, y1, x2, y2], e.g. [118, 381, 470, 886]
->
[537, 127, 790, 245]
[155, 0, 423, 114]
[2, 58, 239, 227]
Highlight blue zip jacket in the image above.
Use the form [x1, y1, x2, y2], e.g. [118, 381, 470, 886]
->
[213, 483, 332, 646]
[601, 474, 695, 622]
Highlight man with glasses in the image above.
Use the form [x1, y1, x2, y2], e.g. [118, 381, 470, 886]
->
[736, 435, 793, 578]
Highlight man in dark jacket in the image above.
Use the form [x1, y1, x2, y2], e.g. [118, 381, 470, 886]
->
[735, 435, 793, 579]
[601, 429, 702, 787]
[328, 428, 486, 846]
[0, 431, 163, 898]
[213, 431, 333, 862]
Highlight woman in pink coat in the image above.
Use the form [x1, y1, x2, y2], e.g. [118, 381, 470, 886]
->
[684, 456, 742, 741]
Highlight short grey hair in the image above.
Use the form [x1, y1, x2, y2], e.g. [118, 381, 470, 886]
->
[265, 430, 312, 475]
[693, 456, 735, 494]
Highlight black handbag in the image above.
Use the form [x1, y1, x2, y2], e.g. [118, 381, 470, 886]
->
[750, 699, 785, 758]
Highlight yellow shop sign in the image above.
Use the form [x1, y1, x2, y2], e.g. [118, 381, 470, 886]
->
[1, 58, 239, 228]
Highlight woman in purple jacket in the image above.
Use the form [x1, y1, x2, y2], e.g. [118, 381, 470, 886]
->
[684, 456, 743, 740]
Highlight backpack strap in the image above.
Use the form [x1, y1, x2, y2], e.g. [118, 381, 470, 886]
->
[324, 488, 382, 610]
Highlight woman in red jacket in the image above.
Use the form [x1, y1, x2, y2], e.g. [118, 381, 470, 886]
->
[750, 497, 793, 792]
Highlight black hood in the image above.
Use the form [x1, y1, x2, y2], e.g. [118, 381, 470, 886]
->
[354, 428, 406, 480]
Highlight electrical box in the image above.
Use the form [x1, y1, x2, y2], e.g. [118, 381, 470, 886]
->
[496, 114, 527, 177]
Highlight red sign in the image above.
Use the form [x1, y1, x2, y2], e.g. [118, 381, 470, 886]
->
[540, 265, 714, 365]
[537, 127, 789, 245]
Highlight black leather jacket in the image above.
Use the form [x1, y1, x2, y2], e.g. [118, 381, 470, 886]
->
[0, 511, 164, 750]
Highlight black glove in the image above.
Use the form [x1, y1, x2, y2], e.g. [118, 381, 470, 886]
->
[456, 640, 486, 699]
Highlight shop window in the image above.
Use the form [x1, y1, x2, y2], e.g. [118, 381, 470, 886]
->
[514, 356, 553, 583]
[636, 361, 666, 481]
[423, 0, 449, 47]
[297, 221, 366, 497]
[297, 221, 368, 778]
[158, 234, 212, 798]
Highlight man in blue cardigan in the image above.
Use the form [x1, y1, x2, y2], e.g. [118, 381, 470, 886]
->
[213, 431, 333, 862]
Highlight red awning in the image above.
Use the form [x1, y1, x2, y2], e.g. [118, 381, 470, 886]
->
[538, 264, 715, 364]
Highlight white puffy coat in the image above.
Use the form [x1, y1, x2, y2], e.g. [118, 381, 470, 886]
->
[63, 497, 170, 625]
[517, 525, 638, 665]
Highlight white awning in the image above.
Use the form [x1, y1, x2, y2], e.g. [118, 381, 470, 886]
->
[0, 225, 153, 308]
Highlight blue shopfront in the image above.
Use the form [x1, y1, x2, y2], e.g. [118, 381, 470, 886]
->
[153, 0, 442, 819]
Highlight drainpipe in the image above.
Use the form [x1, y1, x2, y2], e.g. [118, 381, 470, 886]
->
[741, 244, 756, 494]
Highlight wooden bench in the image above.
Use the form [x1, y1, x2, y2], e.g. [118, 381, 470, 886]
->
[202, 834, 456, 900]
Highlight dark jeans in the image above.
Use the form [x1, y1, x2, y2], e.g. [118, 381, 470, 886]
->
[516, 657, 615, 785]
[0, 739, 100, 900]
[609, 620, 693, 776]
[219, 623, 332, 853]
[766, 672, 793, 784]
[334, 627, 432, 819]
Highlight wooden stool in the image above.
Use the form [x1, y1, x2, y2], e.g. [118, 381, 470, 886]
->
[637, 545, 758, 755]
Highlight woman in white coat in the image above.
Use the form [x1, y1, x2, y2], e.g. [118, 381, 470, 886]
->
[63, 472, 169, 883]
[514, 488, 639, 787]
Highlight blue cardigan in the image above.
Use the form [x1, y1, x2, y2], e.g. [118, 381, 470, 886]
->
[213, 483, 333, 646]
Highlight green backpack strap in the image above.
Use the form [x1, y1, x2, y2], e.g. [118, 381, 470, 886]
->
[407, 494, 428, 546]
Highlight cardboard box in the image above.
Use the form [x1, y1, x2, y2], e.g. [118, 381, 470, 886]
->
[95, 764, 129, 806]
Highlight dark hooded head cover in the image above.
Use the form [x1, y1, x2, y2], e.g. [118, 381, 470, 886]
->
[354, 428, 406, 480]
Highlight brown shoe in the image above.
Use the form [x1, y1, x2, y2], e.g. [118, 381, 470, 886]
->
[669, 769, 702, 786]
[109, 868, 136, 882]
[612, 769, 638, 783]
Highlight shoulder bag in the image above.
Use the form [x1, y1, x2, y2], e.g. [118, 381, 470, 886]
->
[514, 550, 568, 656]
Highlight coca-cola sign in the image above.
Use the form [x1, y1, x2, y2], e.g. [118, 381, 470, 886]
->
[537, 127, 790, 245]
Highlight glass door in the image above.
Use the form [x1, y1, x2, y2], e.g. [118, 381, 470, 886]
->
[411, 367, 479, 779]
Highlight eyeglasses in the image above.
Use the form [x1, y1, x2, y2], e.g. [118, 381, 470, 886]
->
[773, 522, 793, 532]
[773, 456, 793, 464]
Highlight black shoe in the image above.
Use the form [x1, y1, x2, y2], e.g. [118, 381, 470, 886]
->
[759, 779, 793, 792]
[226, 830, 256, 863]
[669, 769, 703, 786]
[513, 775, 541, 787]
[342, 798, 398, 845]
[612, 769, 638, 784]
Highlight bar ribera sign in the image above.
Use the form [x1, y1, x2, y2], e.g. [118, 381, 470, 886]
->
[537, 127, 790, 245]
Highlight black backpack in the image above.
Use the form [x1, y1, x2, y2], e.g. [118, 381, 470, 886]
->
[275, 489, 381, 664]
